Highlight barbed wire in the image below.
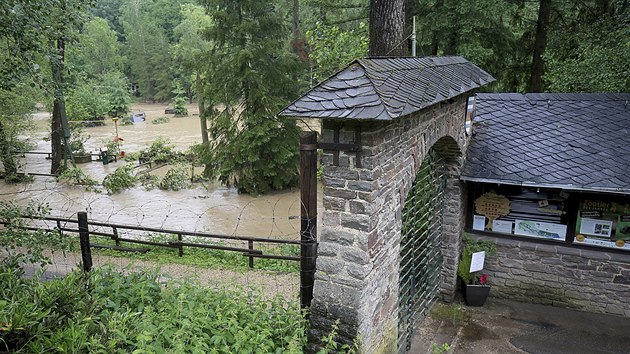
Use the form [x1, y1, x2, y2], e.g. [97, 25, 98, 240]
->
[1, 154, 315, 302]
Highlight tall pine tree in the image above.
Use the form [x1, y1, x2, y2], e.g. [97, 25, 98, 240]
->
[199, 0, 301, 194]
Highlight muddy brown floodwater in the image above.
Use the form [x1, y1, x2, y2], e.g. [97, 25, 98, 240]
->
[1, 103, 309, 239]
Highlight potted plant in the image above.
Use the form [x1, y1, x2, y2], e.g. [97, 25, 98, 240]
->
[457, 236, 497, 306]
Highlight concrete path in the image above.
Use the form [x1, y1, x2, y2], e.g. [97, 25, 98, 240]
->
[411, 298, 630, 354]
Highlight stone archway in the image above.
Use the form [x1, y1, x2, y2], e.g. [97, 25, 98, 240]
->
[308, 96, 470, 353]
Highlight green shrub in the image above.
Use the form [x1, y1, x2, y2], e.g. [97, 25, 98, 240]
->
[158, 164, 191, 191]
[102, 164, 137, 194]
[0, 202, 72, 266]
[138, 172, 159, 190]
[123, 151, 141, 162]
[152, 116, 171, 125]
[145, 137, 177, 164]
[0, 265, 307, 353]
[457, 236, 497, 284]
[58, 167, 99, 187]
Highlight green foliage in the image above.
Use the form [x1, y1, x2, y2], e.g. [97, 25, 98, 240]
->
[457, 236, 497, 284]
[0, 85, 37, 182]
[120, 0, 174, 101]
[0, 202, 72, 267]
[306, 21, 368, 82]
[0, 265, 306, 353]
[66, 80, 110, 124]
[152, 116, 170, 125]
[430, 303, 469, 326]
[102, 164, 137, 194]
[101, 71, 131, 118]
[158, 164, 191, 191]
[67, 17, 125, 79]
[431, 342, 451, 354]
[58, 167, 99, 187]
[171, 81, 188, 116]
[123, 151, 141, 162]
[544, 3, 630, 92]
[317, 319, 360, 354]
[92, 233, 300, 273]
[145, 137, 178, 164]
[137, 172, 159, 190]
[173, 3, 213, 100]
[200, 0, 302, 195]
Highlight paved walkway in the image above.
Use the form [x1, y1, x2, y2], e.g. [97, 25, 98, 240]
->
[411, 298, 630, 354]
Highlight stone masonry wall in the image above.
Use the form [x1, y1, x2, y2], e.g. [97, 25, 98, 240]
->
[476, 235, 630, 317]
[308, 95, 470, 353]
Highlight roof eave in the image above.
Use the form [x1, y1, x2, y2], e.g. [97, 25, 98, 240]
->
[460, 176, 630, 196]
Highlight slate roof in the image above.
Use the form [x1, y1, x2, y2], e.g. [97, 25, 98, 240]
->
[461, 93, 630, 194]
[278, 56, 494, 120]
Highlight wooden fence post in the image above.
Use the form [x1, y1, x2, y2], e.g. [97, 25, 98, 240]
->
[300, 131, 318, 309]
[78, 212, 92, 272]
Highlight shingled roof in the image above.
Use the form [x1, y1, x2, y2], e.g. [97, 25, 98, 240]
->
[278, 56, 494, 120]
[461, 93, 630, 194]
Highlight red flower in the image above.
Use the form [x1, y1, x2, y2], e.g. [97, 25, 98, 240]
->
[478, 274, 489, 285]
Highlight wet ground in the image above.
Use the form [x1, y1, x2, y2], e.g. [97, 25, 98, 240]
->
[411, 298, 630, 354]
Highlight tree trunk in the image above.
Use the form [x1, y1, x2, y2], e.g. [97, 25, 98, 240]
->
[0, 120, 19, 182]
[196, 72, 209, 145]
[292, 0, 299, 39]
[430, 0, 444, 55]
[369, 0, 407, 57]
[528, 0, 551, 92]
[50, 38, 65, 175]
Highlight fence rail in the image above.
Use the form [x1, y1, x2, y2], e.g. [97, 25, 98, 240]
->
[3, 212, 302, 272]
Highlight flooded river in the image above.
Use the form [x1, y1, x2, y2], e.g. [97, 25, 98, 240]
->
[1, 103, 308, 239]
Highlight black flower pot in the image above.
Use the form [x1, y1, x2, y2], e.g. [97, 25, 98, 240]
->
[464, 284, 491, 306]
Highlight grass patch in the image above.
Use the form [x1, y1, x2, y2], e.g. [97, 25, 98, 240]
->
[430, 303, 470, 326]
[88, 235, 300, 273]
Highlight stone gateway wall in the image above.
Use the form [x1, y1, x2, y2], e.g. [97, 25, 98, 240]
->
[477, 235, 630, 317]
[308, 95, 470, 353]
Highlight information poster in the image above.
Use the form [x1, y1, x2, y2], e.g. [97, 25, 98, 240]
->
[579, 218, 613, 237]
[492, 220, 513, 234]
[514, 219, 567, 240]
[574, 200, 630, 249]
[472, 215, 486, 231]
[469, 251, 486, 273]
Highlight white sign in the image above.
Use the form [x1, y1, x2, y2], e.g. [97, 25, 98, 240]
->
[473, 215, 486, 231]
[492, 220, 513, 234]
[579, 218, 613, 237]
[514, 219, 567, 240]
[469, 251, 486, 273]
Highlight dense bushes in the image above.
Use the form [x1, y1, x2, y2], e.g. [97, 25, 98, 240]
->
[0, 265, 307, 353]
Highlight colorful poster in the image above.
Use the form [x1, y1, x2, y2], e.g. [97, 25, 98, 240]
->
[579, 218, 613, 237]
[492, 220, 513, 234]
[575, 200, 630, 248]
[514, 219, 567, 240]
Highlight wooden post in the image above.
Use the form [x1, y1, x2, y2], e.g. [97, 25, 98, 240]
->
[113, 226, 120, 247]
[177, 234, 183, 257]
[300, 131, 318, 309]
[248, 240, 254, 268]
[78, 212, 92, 272]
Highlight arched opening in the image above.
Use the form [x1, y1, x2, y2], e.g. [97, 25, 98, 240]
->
[397, 136, 462, 353]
